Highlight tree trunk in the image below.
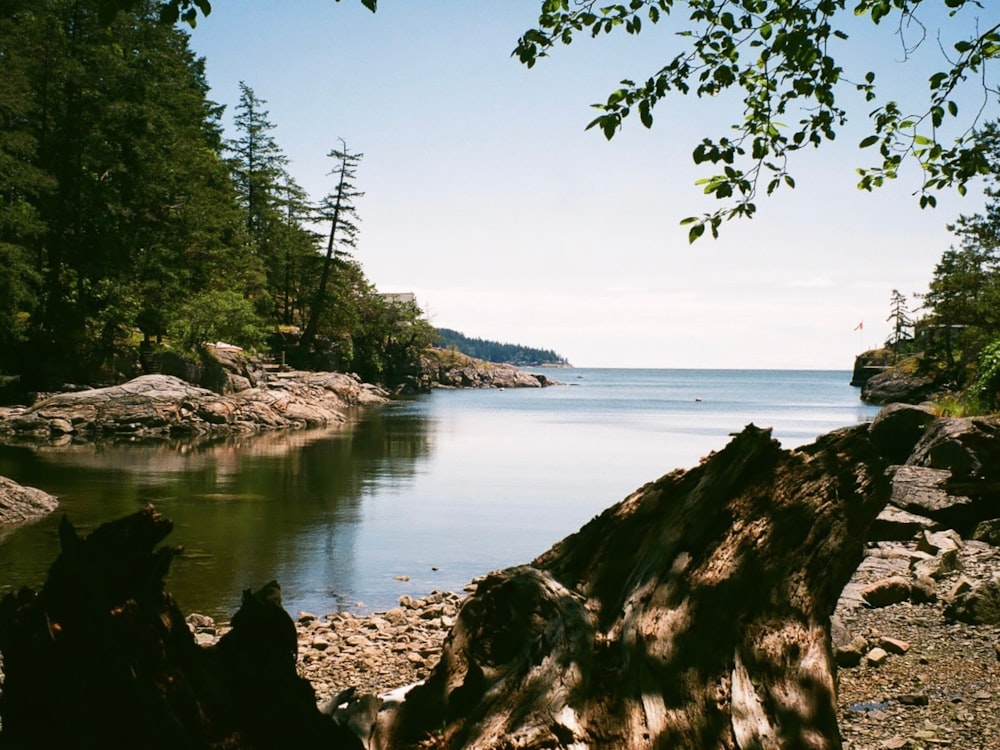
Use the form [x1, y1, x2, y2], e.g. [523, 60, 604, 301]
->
[367, 424, 892, 749]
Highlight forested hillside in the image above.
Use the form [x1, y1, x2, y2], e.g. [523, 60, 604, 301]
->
[0, 0, 435, 390]
[434, 329, 569, 367]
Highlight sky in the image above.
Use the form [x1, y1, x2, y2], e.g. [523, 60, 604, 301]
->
[187, 1, 997, 369]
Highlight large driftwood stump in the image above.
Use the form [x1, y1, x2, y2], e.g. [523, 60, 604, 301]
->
[370, 424, 891, 749]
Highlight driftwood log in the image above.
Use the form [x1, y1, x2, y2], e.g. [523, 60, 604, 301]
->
[366, 424, 892, 749]
[0, 505, 361, 750]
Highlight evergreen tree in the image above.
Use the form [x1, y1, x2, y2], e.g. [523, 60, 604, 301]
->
[271, 171, 320, 328]
[885, 289, 914, 363]
[300, 139, 363, 352]
[2, 0, 258, 382]
[0, 0, 50, 371]
[227, 83, 288, 314]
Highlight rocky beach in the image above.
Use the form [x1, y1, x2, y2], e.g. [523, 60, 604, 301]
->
[177, 527, 1000, 750]
[0, 372, 998, 747]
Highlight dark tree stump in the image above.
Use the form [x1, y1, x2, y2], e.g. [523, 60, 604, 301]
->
[0, 505, 360, 750]
[370, 424, 892, 749]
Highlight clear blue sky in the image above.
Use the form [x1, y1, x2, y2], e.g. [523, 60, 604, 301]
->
[187, 1, 996, 369]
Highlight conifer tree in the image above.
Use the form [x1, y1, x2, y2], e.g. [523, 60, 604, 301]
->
[299, 140, 364, 352]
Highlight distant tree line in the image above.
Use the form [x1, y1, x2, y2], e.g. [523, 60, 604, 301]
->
[434, 329, 569, 367]
[0, 0, 435, 390]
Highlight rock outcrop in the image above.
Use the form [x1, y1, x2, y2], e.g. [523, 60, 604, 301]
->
[406, 349, 557, 392]
[861, 367, 939, 405]
[851, 351, 942, 405]
[0, 372, 389, 442]
[0, 476, 57, 527]
[870, 410, 1000, 537]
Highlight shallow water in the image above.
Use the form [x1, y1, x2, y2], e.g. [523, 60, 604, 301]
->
[0, 368, 879, 619]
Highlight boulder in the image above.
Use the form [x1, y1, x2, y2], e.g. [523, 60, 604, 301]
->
[860, 368, 937, 405]
[870, 505, 938, 541]
[860, 576, 913, 608]
[0, 476, 58, 527]
[944, 576, 1000, 626]
[408, 348, 557, 392]
[972, 519, 1000, 546]
[868, 402, 937, 464]
[888, 465, 978, 532]
[907, 415, 1000, 479]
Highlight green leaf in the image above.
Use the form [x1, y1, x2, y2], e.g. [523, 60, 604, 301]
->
[688, 221, 706, 243]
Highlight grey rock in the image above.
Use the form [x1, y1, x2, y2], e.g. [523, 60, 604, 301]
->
[944, 576, 1000, 625]
[860, 368, 937, 405]
[879, 637, 910, 655]
[0, 475, 58, 526]
[837, 636, 869, 668]
[0, 372, 390, 442]
[889, 465, 976, 528]
[865, 647, 890, 666]
[912, 548, 962, 580]
[910, 574, 937, 603]
[916, 529, 963, 555]
[908, 415, 1000, 480]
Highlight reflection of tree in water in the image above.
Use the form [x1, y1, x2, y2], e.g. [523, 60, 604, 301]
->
[0, 406, 433, 619]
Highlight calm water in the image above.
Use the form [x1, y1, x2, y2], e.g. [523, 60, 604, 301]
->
[0, 368, 879, 619]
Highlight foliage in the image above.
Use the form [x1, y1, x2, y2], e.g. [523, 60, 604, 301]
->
[435, 328, 569, 366]
[515, 0, 999, 241]
[168, 290, 269, 351]
[885, 289, 915, 361]
[0, 0, 437, 388]
[227, 83, 318, 324]
[970, 338, 1000, 410]
[908, 123, 1000, 405]
[99, 0, 377, 27]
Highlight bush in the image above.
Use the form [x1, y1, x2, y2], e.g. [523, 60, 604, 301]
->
[970, 339, 1000, 411]
[168, 290, 269, 351]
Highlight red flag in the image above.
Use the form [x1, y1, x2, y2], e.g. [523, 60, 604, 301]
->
[854, 321, 863, 331]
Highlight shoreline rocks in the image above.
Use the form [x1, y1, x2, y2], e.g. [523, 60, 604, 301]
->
[0, 371, 389, 443]
[0, 476, 57, 528]
[187, 589, 468, 706]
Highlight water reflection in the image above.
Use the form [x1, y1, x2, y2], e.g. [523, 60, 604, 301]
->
[0, 403, 432, 619]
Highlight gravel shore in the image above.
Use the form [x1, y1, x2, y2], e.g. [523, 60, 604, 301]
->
[182, 537, 1000, 750]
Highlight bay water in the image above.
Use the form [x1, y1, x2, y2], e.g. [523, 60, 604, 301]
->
[0, 368, 879, 620]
